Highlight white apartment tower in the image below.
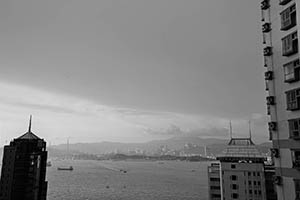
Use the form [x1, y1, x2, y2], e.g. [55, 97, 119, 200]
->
[261, 0, 300, 199]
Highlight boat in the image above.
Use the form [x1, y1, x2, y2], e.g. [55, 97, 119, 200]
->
[57, 138, 74, 171]
[47, 161, 52, 167]
[57, 166, 73, 171]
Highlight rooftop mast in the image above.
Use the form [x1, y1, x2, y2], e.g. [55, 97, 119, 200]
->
[229, 120, 233, 139]
[28, 115, 32, 133]
[248, 120, 252, 140]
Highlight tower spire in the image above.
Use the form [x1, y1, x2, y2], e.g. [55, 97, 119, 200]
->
[229, 120, 233, 139]
[248, 120, 252, 139]
[28, 115, 32, 133]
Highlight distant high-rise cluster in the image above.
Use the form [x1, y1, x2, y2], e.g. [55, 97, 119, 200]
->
[260, 0, 300, 199]
[0, 117, 48, 200]
[208, 137, 277, 200]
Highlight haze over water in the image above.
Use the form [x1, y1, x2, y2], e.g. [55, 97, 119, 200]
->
[47, 160, 210, 200]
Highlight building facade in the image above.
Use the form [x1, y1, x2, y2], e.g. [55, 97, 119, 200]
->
[261, 0, 300, 199]
[208, 138, 277, 200]
[208, 163, 221, 200]
[0, 117, 48, 200]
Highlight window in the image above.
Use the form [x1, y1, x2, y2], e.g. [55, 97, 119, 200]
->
[288, 118, 300, 139]
[231, 164, 236, 169]
[284, 59, 300, 83]
[286, 88, 300, 110]
[232, 193, 238, 199]
[282, 31, 298, 56]
[248, 172, 251, 176]
[257, 172, 260, 177]
[210, 186, 220, 190]
[258, 181, 261, 186]
[231, 184, 238, 190]
[231, 175, 237, 181]
[292, 150, 300, 168]
[210, 178, 220, 182]
[249, 189, 253, 194]
[281, 4, 297, 30]
[254, 181, 257, 186]
[249, 180, 252, 185]
[211, 194, 221, 198]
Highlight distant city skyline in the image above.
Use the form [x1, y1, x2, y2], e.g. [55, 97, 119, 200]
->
[0, 0, 267, 144]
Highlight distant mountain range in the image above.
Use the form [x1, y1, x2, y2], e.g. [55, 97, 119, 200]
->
[51, 136, 272, 157]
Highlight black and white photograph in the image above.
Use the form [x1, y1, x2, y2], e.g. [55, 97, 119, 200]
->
[0, 0, 294, 199]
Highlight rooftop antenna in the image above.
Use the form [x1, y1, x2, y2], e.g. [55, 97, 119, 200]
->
[248, 120, 252, 140]
[229, 120, 233, 139]
[28, 115, 32, 133]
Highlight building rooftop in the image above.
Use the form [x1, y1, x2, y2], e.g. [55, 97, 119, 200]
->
[217, 138, 264, 160]
[16, 115, 41, 140]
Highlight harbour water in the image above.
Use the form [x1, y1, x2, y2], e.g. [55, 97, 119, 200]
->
[47, 160, 210, 200]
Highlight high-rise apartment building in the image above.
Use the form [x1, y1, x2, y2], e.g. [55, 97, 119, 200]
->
[207, 137, 277, 200]
[261, 0, 300, 199]
[0, 117, 48, 200]
[208, 163, 221, 200]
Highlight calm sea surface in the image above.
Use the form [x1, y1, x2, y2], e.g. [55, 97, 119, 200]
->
[47, 160, 210, 200]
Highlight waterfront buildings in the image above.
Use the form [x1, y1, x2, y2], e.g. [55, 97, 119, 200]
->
[207, 137, 277, 200]
[260, 0, 300, 199]
[0, 116, 48, 200]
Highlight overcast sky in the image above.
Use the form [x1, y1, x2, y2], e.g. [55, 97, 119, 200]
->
[0, 0, 267, 145]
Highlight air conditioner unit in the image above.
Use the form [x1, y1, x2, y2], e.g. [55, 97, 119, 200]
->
[264, 46, 272, 56]
[267, 105, 271, 115]
[270, 148, 279, 158]
[273, 176, 282, 185]
[269, 131, 273, 140]
[262, 23, 271, 33]
[265, 71, 273, 80]
[268, 122, 277, 131]
[261, 0, 270, 10]
[279, 0, 292, 5]
[267, 96, 275, 105]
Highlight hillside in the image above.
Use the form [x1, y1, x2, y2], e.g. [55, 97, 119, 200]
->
[52, 136, 271, 156]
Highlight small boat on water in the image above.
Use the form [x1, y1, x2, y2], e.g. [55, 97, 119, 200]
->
[47, 161, 52, 167]
[57, 166, 73, 171]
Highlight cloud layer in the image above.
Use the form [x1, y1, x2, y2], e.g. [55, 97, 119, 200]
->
[0, 81, 269, 145]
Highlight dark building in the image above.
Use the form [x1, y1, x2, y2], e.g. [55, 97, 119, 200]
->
[264, 165, 278, 200]
[0, 116, 48, 200]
